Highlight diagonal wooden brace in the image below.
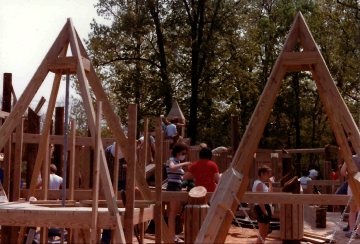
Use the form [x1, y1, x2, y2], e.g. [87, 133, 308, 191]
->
[197, 168, 249, 243]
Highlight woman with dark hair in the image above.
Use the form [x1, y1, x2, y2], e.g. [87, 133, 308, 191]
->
[183, 147, 220, 192]
[166, 142, 191, 242]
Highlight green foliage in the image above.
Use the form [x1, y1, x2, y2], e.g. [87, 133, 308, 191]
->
[71, 0, 359, 169]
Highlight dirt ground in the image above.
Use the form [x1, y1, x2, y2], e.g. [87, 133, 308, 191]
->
[137, 212, 358, 243]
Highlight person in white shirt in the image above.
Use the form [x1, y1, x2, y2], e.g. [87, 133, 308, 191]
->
[36, 164, 63, 190]
[252, 165, 274, 244]
[300, 169, 312, 194]
[309, 167, 319, 180]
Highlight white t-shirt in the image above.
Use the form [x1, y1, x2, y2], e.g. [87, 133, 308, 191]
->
[300, 176, 312, 189]
[110, 142, 124, 159]
[138, 136, 155, 148]
[252, 180, 269, 205]
[49, 174, 63, 190]
[165, 123, 177, 137]
[309, 169, 318, 179]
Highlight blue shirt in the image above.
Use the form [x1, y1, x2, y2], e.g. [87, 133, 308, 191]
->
[166, 157, 184, 183]
[165, 123, 177, 137]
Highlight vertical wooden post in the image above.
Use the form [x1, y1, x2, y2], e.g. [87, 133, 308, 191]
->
[155, 117, 163, 243]
[125, 104, 137, 244]
[113, 118, 121, 199]
[69, 120, 76, 200]
[40, 133, 50, 244]
[42, 132, 50, 200]
[54, 107, 64, 177]
[231, 115, 239, 158]
[2, 73, 12, 116]
[324, 145, 331, 194]
[10, 118, 23, 243]
[91, 102, 102, 243]
[75, 146, 81, 189]
[139, 118, 148, 244]
[26, 108, 40, 189]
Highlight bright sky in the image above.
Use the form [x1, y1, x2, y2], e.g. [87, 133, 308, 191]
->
[0, 0, 110, 114]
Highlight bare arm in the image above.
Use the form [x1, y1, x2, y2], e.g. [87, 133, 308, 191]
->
[183, 172, 194, 181]
[268, 177, 274, 192]
[36, 181, 42, 189]
[168, 160, 191, 171]
[214, 172, 221, 183]
[341, 163, 348, 177]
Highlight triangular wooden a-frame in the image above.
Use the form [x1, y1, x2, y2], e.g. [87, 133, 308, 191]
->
[167, 101, 185, 120]
[0, 18, 173, 244]
[195, 12, 360, 243]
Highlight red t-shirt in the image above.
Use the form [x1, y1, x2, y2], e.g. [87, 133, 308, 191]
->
[188, 159, 219, 192]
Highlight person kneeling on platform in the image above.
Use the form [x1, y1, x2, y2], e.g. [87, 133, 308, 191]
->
[252, 165, 274, 244]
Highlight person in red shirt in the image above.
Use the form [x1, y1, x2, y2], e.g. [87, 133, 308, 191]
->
[183, 147, 221, 192]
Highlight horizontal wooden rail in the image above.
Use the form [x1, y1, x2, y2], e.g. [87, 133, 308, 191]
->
[282, 51, 319, 65]
[307, 180, 340, 186]
[0, 111, 10, 119]
[20, 189, 355, 205]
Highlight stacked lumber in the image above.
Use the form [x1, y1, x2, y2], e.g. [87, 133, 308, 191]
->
[304, 204, 327, 228]
[302, 231, 334, 243]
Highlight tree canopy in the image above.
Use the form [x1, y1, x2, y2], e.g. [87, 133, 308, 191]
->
[71, 0, 359, 155]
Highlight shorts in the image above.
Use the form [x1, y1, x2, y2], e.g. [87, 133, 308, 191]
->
[166, 182, 182, 192]
[254, 204, 272, 224]
[335, 181, 348, 195]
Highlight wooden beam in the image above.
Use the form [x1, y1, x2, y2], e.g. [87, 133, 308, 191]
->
[48, 56, 90, 74]
[42, 132, 50, 200]
[286, 64, 311, 72]
[155, 117, 163, 243]
[76, 29, 174, 244]
[113, 118, 121, 199]
[0, 21, 69, 152]
[34, 96, 46, 114]
[0, 111, 10, 119]
[54, 107, 64, 177]
[69, 120, 76, 200]
[68, 18, 126, 244]
[282, 51, 318, 65]
[274, 148, 325, 154]
[91, 102, 101, 243]
[125, 104, 137, 243]
[12, 118, 24, 201]
[307, 180, 340, 187]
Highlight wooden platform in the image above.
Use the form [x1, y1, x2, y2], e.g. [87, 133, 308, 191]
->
[0, 201, 154, 229]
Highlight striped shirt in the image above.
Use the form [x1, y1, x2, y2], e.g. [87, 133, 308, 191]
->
[166, 157, 184, 183]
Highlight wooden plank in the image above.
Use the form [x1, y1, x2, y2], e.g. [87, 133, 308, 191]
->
[139, 118, 148, 244]
[285, 204, 292, 239]
[307, 180, 340, 186]
[47, 56, 78, 70]
[82, 145, 91, 189]
[286, 64, 311, 72]
[292, 204, 299, 240]
[185, 206, 192, 244]
[69, 120, 76, 200]
[0, 21, 70, 152]
[155, 117, 163, 243]
[282, 51, 318, 65]
[42, 132, 50, 200]
[54, 107, 64, 177]
[13, 119, 23, 201]
[91, 102, 101, 243]
[192, 205, 200, 243]
[280, 204, 286, 239]
[75, 146, 81, 189]
[125, 104, 137, 243]
[34, 96, 46, 114]
[274, 148, 325, 154]
[2, 73, 12, 114]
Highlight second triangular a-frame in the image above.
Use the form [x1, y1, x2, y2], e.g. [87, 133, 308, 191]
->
[196, 12, 360, 243]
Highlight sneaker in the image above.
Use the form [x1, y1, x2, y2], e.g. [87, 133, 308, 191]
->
[345, 231, 353, 238]
[174, 236, 184, 243]
[343, 225, 350, 231]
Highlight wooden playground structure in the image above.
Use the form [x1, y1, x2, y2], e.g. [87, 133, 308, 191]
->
[0, 12, 359, 244]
